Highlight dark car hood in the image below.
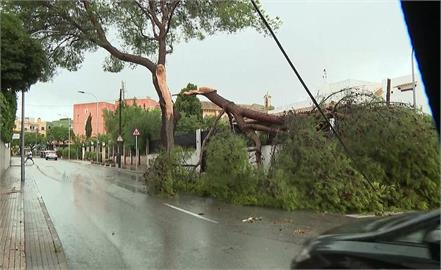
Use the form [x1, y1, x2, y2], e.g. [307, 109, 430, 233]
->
[319, 212, 422, 239]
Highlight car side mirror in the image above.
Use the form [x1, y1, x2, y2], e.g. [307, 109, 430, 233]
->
[424, 229, 440, 261]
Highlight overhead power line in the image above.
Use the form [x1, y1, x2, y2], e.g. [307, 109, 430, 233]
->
[250, 0, 376, 191]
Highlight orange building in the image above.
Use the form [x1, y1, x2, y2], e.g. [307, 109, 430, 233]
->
[73, 97, 159, 137]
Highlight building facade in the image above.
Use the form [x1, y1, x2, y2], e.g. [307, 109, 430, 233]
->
[73, 97, 159, 137]
[14, 117, 47, 135]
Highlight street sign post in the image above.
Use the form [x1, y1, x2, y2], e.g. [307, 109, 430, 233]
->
[132, 129, 140, 169]
[117, 135, 123, 168]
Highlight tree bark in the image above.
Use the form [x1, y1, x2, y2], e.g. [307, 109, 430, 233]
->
[153, 64, 174, 152]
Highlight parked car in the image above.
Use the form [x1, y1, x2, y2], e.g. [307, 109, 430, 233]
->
[291, 209, 440, 269]
[45, 150, 58, 161]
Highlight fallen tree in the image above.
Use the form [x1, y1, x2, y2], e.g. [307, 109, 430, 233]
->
[183, 87, 287, 165]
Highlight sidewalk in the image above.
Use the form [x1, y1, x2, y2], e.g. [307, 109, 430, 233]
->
[0, 166, 68, 269]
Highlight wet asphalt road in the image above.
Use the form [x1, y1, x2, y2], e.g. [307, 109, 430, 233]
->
[20, 157, 354, 269]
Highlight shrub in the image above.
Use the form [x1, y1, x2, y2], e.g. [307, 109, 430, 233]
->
[144, 147, 195, 196]
[337, 103, 440, 210]
[268, 116, 376, 212]
[268, 103, 440, 213]
[198, 130, 260, 204]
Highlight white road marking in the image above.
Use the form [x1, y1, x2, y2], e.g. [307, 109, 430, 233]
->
[346, 212, 405, 219]
[345, 214, 377, 218]
[163, 203, 218, 224]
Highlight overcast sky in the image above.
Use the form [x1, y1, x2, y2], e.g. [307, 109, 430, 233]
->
[19, 0, 429, 121]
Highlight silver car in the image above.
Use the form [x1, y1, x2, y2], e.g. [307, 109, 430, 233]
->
[45, 150, 58, 160]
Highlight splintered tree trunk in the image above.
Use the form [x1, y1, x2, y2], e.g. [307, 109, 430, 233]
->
[153, 64, 174, 152]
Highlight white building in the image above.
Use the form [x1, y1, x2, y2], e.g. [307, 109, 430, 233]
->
[381, 75, 429, 112]
[270, 79, 382, 114]
[271, 76, 431, 115]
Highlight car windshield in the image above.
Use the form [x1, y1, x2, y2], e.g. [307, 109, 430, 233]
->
[0, 1, 439, 269]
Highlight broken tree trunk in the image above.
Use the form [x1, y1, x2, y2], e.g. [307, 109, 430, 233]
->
[183, 87, 286, 166]
[153, 64, 175, 152]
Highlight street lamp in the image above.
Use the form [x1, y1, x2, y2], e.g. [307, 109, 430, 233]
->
[78, 91, 99, 163]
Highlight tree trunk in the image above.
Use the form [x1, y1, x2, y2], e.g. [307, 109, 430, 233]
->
[153, 64, 174, 152]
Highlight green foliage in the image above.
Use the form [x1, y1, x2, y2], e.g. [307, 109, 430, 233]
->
[144, 147, 195, 196]
[7, 0, 280, 73]
[0, 91, 17, 142]
[267, 117, 375, 212]
[60, 147, 79, 160]
[1, 11, 50, 91]
[176, 114, 203, 135]
[337, 103, 440, 211]
[84, 151, 96, 161]
[103, 105, 161, 153]
[162, 101, 439, 214]
[24, 132, 46, 150]
[175, 83, 202, 119]
[47, 126, 74, 143]
[85, 114, 92, 138]
[267, 103, 440, 213]
[175, 83, 204, 135]
[198, 130, 260, 204]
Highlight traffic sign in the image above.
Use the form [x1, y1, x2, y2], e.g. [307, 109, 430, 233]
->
[133, 128, 140, 136]
[117, 135, 124, 142]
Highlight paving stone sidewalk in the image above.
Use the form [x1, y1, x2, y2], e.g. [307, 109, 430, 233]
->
[0, 166, 68, 270]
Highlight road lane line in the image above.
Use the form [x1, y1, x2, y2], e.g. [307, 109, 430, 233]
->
[163, 203, 218, 224]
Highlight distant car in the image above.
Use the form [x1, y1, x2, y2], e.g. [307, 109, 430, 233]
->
[45, 151, 58, 160]
[291, 209, 440, 269]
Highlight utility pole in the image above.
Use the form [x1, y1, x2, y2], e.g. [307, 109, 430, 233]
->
[20, 89, 25, 182]
[68, 117, 71, 160]
[386, 78, 391, 106]
[117, 81, 124, 168]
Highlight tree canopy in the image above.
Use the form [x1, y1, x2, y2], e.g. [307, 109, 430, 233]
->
[1, 11, 50, 91]
[47, 126, 74, 143]
[4, 0, 280, 151]
[24, 132, 46, 150]
[175, 83, 202, 119]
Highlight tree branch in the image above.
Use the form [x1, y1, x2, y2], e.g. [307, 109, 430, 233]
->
[193, 110, 225, 171]
[134, 0, 159, 39]
[162, 0, 180, 39]
[147, 0, 162, 27]
[81, 0, 156, 72]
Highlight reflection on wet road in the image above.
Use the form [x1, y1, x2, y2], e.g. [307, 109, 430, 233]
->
[25, 158, 352, 269]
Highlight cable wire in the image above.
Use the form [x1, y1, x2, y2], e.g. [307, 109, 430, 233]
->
[251, 0, 376, 191]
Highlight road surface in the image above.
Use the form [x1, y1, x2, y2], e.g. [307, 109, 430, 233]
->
[19, 157, 353, 269]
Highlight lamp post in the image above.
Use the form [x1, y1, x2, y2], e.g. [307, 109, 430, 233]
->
[117, 86, 123, 168]
[411, 48, 417, 111]
[78, 91, 99, 163]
